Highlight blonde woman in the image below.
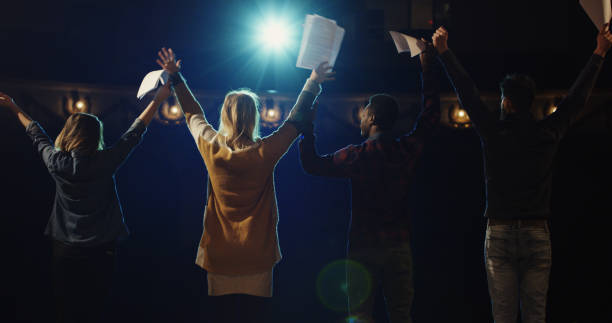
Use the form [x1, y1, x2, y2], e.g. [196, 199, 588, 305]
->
[0, 85, 171, 323]
[156, 48, 334, 322]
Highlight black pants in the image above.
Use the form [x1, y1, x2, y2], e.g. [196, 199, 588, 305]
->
[52, 240, 116, 323]
[203, 294, 271, 323]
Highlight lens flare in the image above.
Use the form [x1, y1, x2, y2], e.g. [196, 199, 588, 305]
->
[316, 259, 372, 312]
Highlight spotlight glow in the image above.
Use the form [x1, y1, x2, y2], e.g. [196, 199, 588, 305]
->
[75, 100, 85, 110]
[258, 19, 291, 50]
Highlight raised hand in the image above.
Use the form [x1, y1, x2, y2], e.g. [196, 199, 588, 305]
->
[309, 61, 336, 84]
[156, 48, 182, 74]
[0, 92, 17, 108]
[595, 23, 612, 57]
[432, 26, 449, 54]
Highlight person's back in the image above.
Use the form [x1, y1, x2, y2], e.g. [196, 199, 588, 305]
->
[340, 133, 425, 247]
[190, 117, 299, 275]
[25, 112, 149, 246]
[482, 115, 561, 219]
[45, 148, 133, 244]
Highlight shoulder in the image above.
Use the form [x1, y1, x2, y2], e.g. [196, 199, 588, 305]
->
[46, 150, 74, 173]
[334, 143, 364, 159]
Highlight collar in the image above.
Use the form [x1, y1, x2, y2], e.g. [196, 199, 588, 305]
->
[367, 131, 395, 142]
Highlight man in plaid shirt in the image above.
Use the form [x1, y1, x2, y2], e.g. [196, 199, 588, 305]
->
[299, 45, 440, 322]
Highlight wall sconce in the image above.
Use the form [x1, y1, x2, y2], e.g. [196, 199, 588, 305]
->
[545, 96, 562, 117]
[448, 104, 471, 128]
[260, 98, 283, 128]
[64, 91, 91, 115]
[157, 98, 184, 125]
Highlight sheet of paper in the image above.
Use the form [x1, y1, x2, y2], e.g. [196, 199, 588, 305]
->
[389, 31, 425, 57]
[580, 0, 612, 28]
[328, 26, 345, 67]
[137, 70, 168, 99]
[297, 14, 345, 69]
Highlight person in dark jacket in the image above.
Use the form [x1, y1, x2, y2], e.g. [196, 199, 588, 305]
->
[299, 44, 440, 323]
[0, 84, 171, 323]
[432, 25, 612, 323]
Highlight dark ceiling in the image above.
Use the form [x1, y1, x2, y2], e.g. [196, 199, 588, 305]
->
[0, 0, 609, 94]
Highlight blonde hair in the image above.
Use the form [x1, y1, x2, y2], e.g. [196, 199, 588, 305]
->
[55, 113, 104, 155]
[218, 89, 260, 149]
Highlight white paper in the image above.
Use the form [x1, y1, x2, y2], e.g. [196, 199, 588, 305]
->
[580, 0, 612, 28]
[137, 70, 169, 99]
[296, 14, 345, 69]
[389, 31, 425, 57]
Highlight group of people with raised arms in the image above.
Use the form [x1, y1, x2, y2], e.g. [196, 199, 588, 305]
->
[2, 23, 611, 323]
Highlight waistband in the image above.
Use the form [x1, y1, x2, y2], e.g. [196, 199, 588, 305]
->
[53, 239, 117, 258]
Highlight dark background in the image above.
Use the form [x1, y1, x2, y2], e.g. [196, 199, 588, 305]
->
[2, 0, 612, 322]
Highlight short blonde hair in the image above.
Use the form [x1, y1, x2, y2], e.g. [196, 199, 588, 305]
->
[218, 89, 260, 149]
[55, 113, 104, 155]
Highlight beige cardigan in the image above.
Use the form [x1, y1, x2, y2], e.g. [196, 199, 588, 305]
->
[187, 80, 320, 275]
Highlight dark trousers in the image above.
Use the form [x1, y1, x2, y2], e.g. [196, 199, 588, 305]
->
[202, 294, 270, 323]
[484, 222, 551, 323]
[347, 244, 414, 323]
[52, 240, 115, 323]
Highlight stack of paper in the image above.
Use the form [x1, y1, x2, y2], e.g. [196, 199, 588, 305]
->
[296, 14, 345, 69]
[137, 70, 169, 99]
[389, 31, 426, 57]
[580, 0, 612, 28]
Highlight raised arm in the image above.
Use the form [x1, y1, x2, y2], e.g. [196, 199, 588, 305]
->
[105, 84, 171, 170]
[542, 24, 611, 135]
[157, 48, 204, 123]
[298, 101, 353, 178]
[433, 27, 497, 135]
[406, 42, 441, 141]
[0, 92, 32, 128]
[157, 48, 215, 145]
[261, 62, 334, 164]
[1, 92, 59, 168]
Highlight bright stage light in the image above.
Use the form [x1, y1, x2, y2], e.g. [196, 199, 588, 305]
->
[257, 19, 291, 50]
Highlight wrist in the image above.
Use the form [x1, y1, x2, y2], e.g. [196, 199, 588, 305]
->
[594, 47, 607, 58]
[169, 72, 185, 87]
[436, 47, 449, 55]
[309, 76, 322, 84]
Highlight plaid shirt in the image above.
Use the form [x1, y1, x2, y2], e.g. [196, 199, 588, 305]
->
[299, 69, 440, 248]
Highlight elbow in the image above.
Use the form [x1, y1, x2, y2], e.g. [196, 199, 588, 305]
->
[298, 155, 316, 175]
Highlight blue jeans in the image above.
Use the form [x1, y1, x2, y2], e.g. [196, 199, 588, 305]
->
[484, 221, 551, 323]
[347, 244, 414, 323]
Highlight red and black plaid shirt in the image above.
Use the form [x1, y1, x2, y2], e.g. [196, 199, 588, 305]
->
[299, 70, 440, 248]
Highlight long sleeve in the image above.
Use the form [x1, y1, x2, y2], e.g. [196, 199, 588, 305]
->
[541, 54, 604, 136]
[25, 121, 58, 170]
[406, 66, 441, 141]
[298, 132, 352, 178]
[438, 50, 498, 136]
[105, 118, 147, 171]
[260, 78, 321, 164]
